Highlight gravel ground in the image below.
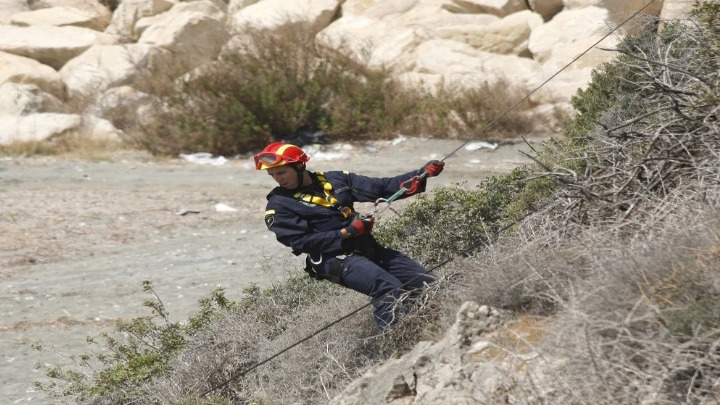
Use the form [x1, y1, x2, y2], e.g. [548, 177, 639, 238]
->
[0, 136, 541, 403]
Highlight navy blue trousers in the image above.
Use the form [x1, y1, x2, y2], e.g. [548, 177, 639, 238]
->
[321, 247, 436, 328]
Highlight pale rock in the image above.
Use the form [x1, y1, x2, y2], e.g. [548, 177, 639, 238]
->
[394, 71, 446, 94]
[138, 12, 228, 73]
[562, 0, 601, 7]
[230, 0, 342, 34]
[532, 66, 596, 104]
[661, 0, 695, 20]
[105, 0, 174, 40]
[0, 51, 66, 99]
[59, 44, 174, 99]
[0, 0, 29, 24]
[32, 0, 111, 15]
[528, 0, 563, 21]
[330, 302, 515, 405]
[136, 0, 226, 37]
[445, 0, 528, 17]
[528, 6, 620, 72]
[388, 2, 499, 28]
[90, 85, 162, 131]
[317, 15, 431, 73]
[10, 6, 110, 30]
[227, 0, 260, 18]
[0, 83, 68, 115]
[352, 0, 417, 19]
[608, 0, 665, 25]
[412, 39, 546, 92]
[522, 102, 573, 133]
[564, 0, 664, 18]
[340, 0, 380, 16]
[80, 115, 124, 142]
[0, 113, 81, 144]
[0, 24, 117, 70]
[436, 10, 543, 56]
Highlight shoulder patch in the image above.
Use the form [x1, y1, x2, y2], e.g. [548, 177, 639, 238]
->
[264, 209, 276, 228]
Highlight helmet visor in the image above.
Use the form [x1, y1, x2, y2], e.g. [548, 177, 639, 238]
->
[254, 152, 282, 169]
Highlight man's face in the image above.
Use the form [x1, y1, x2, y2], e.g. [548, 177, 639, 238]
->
[266, 165, 299, 189]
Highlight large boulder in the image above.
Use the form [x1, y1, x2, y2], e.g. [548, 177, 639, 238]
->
[387, 3, 500, 29]
[230, 0, 342, 34]
[317, 15, 430, 73]
[444, 0, 528, 17]
[347, 0, 418, 19]
[10, 5, 111, 30]
[104, 0, 174, 40]
[0, 51, 66, 99]
[564, 0, 664, 17]
[0, 113, 81, 144]
[340, 0, 382, 17]
[138, 11, 228, 73]
[89, 85, 162, 133]
[435, 10, 543, 56]
[0, 24, 118, 70]
[0, 0, 29, 24]
[59, 44, 174, 99]
[330, 302, 519, 404]
[136, 0, 227, 37]
[411, 39, 546, 92]
[0, 83, 68, 115]
[528, 6, 620, 72]
[528, 0, 563, 21]
[227, 0, 260, 18]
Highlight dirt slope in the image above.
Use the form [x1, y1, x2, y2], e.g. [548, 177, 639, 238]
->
[0, 137, 542, 402]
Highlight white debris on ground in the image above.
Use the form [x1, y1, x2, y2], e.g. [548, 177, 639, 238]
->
[465, 141, 499, 151]
[214, 203, 238, 212]
[179, 153, 229, 165]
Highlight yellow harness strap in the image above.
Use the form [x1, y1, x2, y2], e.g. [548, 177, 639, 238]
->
[294, 172, 353, 218]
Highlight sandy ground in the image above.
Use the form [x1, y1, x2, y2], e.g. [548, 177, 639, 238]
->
[0, 136, 542, 403]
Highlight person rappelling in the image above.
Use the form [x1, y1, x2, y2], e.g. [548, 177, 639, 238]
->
[255, 141, 445, 329]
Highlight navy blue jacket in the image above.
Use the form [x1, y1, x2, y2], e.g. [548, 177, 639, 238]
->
[264, 170, 426, 258]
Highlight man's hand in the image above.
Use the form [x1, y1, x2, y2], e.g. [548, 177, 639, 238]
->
[423, 160, 445, 177]
[345, 216, 374, 238]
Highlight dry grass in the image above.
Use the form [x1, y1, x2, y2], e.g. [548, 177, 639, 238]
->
[0, 131, 128, 160]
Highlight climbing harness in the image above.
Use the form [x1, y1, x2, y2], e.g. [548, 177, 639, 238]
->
[293, 172, 354, 218]
[202, 0, 660, 397]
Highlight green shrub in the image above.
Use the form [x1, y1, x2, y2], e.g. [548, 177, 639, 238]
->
[137, 23, 535, 156]
[39, 282, 235, 403]
[376, 166, 557, 267]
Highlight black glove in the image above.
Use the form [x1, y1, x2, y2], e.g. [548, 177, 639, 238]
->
[346, 216, 374, 237]
[304, 256, 320, 279]
[423, 160, 445, 177]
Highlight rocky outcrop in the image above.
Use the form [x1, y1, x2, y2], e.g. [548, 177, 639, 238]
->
[0, 0, 694, 146]
[0, 24, 118, 70]
[0, 51, 66, 99]
[330, 302, 557, 404]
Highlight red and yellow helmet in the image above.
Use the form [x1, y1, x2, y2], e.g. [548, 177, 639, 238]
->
[254, 142, 309, 170]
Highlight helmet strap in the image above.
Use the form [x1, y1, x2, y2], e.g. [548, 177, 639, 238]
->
[292, 163, 307, 190]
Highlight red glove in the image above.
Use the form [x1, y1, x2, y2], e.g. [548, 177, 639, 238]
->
[423, 160, 445, 177]
[346, 216, 374, 237]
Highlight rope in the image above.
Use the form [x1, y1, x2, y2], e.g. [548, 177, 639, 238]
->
[201, 0, 658, 397]
[440, 0, 658, 161]
[366, 0, 658, 217]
